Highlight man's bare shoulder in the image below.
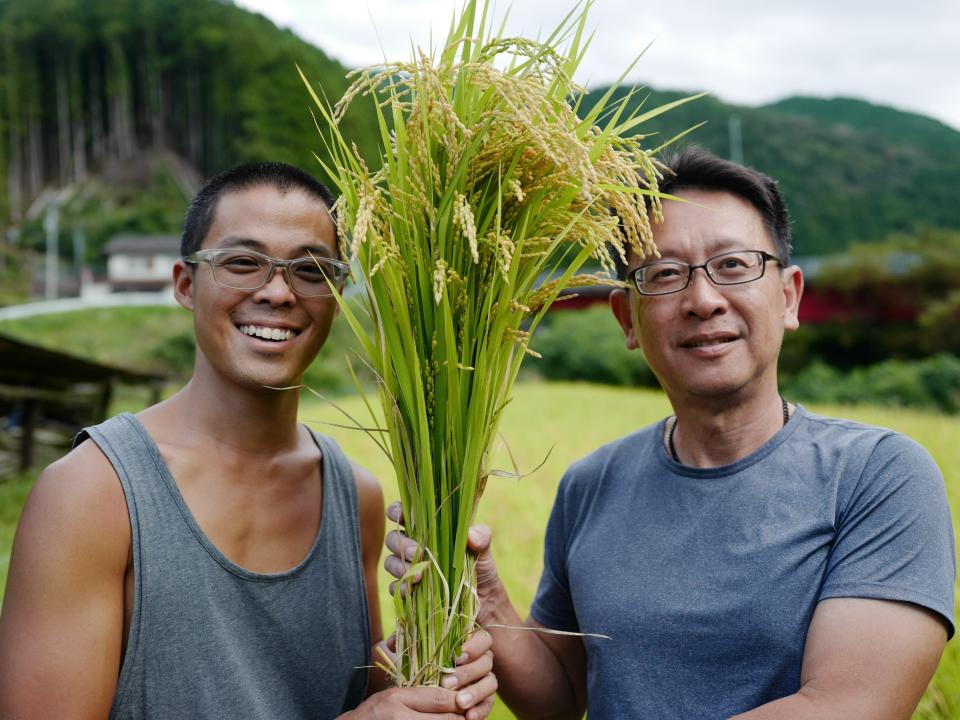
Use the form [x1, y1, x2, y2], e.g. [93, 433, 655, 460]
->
[23, 437, 131, 557]
[349, 460, 383, 504]
[348, 459, 385, 543]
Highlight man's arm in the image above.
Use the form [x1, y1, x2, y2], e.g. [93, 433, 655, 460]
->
[470, 525, 588, 720]
[0, 443, 130, 718]
[731, 597, 947, 720]
[352, 461, 390, 694]
[386, 511, 586, 720]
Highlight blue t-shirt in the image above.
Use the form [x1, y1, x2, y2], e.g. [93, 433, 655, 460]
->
[531, 406, 955, 719]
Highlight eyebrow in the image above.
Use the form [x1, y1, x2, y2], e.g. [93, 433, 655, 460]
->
[651, 238, 747, 263]
[215, 236, 336, 258]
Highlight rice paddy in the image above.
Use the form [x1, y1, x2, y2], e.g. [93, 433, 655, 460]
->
[1, 382, 957, 718]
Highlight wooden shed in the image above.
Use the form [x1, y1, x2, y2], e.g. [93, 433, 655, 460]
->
[0, 333, 166, 476]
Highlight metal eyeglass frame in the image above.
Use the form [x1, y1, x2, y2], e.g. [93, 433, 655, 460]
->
[627, 250, 783, 296]
[182, 248, 351, 297]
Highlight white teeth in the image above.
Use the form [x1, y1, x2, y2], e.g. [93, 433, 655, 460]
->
[689, 338, 733, 348]
[239, 325, 295, 341]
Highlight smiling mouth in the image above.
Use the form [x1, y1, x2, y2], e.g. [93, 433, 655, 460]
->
[681, 337, 737, 349]
[237, 324, 301, 342]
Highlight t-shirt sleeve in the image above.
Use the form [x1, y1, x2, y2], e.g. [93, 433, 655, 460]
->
[530, 473, 580, 632]
[819, 433, 956, 637]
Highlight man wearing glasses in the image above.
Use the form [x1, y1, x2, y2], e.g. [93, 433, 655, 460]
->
[0, 162, 496, 719]
[387, 147, 955, 718]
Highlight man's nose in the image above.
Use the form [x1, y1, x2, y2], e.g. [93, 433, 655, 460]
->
[681, 266, 728, 318]
[253, 265, 297, 304]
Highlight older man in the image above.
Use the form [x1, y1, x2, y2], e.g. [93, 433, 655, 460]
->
[389, 146, 954, 718]
[0, 162, 496, 719]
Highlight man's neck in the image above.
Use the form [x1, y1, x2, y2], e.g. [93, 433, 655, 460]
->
[147, 366, 304, 458]
[667, 387, 790, 469]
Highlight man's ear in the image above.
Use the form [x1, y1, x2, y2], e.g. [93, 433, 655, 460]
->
[172, 260, 196, 312]
[610, 288, 641, 350]
[781, 265, 804, 331]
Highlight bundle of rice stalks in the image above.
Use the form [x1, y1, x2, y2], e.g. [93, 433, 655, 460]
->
[303, 0, 692, 687]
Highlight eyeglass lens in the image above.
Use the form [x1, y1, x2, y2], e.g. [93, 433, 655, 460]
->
[211, 251, 341, 296]
[637, 251, 767, 295]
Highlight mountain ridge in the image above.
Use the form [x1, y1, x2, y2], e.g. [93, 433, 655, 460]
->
[1, 0, 957, 266]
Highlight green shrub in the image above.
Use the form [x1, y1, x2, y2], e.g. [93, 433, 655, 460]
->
[784, 353, 960, 414]
[780, 361, 844, 404]
[530, 305, 657, 387]
[920, 290, 960, 357]
[152, 332, 196, 378]
[915, 353, 960, 414]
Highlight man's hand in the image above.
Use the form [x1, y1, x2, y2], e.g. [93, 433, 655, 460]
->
[371, 628, 497, 720]
[383, 502, 586, 719]
[439, 628, 498, 719]
[384, 502, 503, 623]
[380, 502, 498, 719]
[342, 685, 481, 720]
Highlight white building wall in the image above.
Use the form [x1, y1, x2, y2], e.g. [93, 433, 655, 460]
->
[107, 253, 179, 282]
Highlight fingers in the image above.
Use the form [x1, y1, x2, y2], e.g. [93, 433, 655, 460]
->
[375, 637, 397, 663]
[443, 649, 493, 695]
[454, 671, 498, 715]
[439, 630, 495, 712]
[466, 524, 492, 554]
[465, 695, 496, 720]
[397, 686, 462, 714]
[384, 527, 424, 598]
[458, 629, 493, 666]
[384, 552, 421, 583]
[467, 526, 501, 592]
[384, 528, 418, 562]
[386, 500, 405, 525]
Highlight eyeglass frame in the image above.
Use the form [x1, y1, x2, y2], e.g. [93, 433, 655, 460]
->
[182, 247, 351, 297]
[627, 250, 784, 296]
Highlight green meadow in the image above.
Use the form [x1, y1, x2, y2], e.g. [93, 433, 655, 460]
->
[1, 382, 958, 718]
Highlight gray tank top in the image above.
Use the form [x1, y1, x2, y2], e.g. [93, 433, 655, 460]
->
[76, 413, 370, 719]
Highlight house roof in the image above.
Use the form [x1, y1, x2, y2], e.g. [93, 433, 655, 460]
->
[104, 234, 180, 256]
[0, 333, 166, 389]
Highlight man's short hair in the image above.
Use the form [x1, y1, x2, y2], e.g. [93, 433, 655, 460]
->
[180, 162, 338, 257]
[615, 145, 792, 279]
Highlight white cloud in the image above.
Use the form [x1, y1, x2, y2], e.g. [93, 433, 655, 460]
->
[236, 0, 960, 129]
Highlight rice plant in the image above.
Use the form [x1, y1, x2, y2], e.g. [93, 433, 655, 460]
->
[302, 0, 693, 687]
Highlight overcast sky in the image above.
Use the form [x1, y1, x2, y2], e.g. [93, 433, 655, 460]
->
[234, 0, 960, 131]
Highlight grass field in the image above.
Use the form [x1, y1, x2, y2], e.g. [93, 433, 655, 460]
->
[1, 382, 958, 718]
[0, 305, 195, 374]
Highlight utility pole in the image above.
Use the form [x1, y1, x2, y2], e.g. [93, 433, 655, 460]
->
[728, 114, 744, 165]
[44, 198, 60, 300]
[73, 224, 86, 296]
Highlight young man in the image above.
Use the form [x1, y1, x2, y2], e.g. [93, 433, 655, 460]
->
[0, 163, 496, 719]
[387, 147, 955, 718]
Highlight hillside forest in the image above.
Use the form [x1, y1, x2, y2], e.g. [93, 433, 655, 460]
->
[1, 0, 959, 408]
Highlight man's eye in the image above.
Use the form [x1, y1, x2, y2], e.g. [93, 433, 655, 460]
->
[649, 267, 681, 281]
[294, 262, 331, 282]
[717, 256, 750, 270]
[220, 255, 262, 271]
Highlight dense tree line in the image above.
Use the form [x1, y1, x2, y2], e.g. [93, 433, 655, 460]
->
[1, 0, 958, 263]
[0, 0, 379, 228]
[580, 89, 960, 255]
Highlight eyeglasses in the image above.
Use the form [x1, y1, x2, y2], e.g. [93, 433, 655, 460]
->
[183, 248, 350, 297]
[627, 250, 783, 296]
